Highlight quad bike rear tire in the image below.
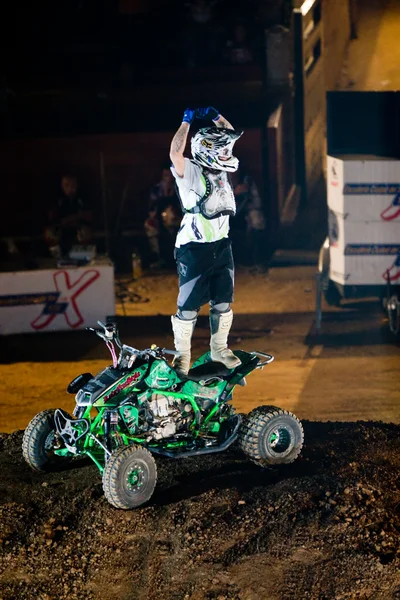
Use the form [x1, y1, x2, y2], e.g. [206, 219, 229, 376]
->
[102, 445, 157, 509]
[22, 409, 72, 472]
[239, 405, 304, 467]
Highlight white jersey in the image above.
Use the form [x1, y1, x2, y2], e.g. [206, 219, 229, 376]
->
[171, 158, 234, 248]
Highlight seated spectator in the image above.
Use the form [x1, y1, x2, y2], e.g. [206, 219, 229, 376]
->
[224, 23, 255, 65]
[149, 163, 177, 213]
[144, 206, 161, 264]
[44, 174, 93, 258]
[161, 202, 181, 237]
[161, 201, 181, 267]
[144, 164, 181, 267]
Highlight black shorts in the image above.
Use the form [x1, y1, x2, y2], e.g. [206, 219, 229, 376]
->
[174, 238, 234, 311]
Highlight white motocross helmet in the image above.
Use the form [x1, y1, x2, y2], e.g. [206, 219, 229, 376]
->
[191, 126, 243, 172]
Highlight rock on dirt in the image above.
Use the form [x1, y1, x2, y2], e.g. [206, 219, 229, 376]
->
[0, 421, 399, 600]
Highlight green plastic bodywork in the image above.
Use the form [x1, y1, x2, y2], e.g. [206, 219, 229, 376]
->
[54, 350, 257, 473]
[93, 364, 148, 407]
[144, 360, 180, 390]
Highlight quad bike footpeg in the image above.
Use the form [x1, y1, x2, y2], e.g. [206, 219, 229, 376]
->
[149, 414, 242, 458]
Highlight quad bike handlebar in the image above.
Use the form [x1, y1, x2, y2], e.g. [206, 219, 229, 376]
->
[86, 321, 121, 345]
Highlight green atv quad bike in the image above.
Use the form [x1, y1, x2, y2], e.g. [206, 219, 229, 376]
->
[23, 321, 304, 509]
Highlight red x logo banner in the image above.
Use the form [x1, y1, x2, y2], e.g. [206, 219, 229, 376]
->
[31, 269, 100, 330]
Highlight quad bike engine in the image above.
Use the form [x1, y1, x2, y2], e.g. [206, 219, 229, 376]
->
[146, 394, 194, 440]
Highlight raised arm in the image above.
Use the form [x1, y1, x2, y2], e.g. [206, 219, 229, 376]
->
[170, 108, 196, 178]
[169, 123, 189, 178]
[214, 114, 234, 130]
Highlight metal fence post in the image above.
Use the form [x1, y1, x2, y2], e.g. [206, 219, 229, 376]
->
[315, 271, 322, 334]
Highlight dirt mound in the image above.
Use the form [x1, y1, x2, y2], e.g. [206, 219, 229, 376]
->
[0, 421, 399, 600]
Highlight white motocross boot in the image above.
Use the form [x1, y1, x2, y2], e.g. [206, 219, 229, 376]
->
[171, 315, 197, 375]
[210, 309, 241, 369]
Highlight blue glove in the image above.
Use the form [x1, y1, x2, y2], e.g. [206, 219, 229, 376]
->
[182, 108, 196, 124]
[196, 106, 221, 122]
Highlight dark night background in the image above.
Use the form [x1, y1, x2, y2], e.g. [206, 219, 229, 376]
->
[0, 0, 372, 271]
[0, 0, 286, 135]
[1, 0, 293, 269]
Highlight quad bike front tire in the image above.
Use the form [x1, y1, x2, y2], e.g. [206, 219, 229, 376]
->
[239, 405, 304, 467]
[22, 409, 72, 472]
[102, 445, 157, 509]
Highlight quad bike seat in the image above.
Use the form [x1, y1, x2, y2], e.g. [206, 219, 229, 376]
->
[185, 361, 232, 382]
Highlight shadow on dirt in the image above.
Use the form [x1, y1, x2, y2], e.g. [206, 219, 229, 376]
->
[152, 457, 289, 506]
[1, 302, 396, 364]
[5, 421, 397, 506]
[144, 420, 398, 507]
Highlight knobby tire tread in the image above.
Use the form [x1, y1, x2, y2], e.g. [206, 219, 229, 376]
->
[22, 409, 57, 472]
[102, 444, 157, 510]
[238, 406, 304, 466]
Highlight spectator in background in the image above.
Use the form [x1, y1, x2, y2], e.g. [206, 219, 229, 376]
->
[149, 163, 177, 212]
[256, 0, 286, 28]
[182, 0, 222, 67]
[231, 167, 268, 271]
[245, 198, 268, 272]
[45, 174, 93, 258]
[223, 23, 254, 65]
[0, 76, 15, 137]
[144, 206, 161, 265]
[144, 164, 181, 267]
[161, 203, 181, 238]
[185, 0, 215, 24]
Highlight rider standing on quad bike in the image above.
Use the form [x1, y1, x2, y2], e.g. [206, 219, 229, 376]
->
[169, 106, 243, 375]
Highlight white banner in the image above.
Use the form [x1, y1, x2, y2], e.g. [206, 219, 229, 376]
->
[330, 245, 400, 286]
[328, 209, 400, 286]
[328, 209, 400, 252]
[327, 155, 400, 222]
[0, 263, 115, 335]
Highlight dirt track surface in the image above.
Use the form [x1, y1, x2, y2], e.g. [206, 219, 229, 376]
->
[1, 421, 399, 600]
[0, 264, 399, 599]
